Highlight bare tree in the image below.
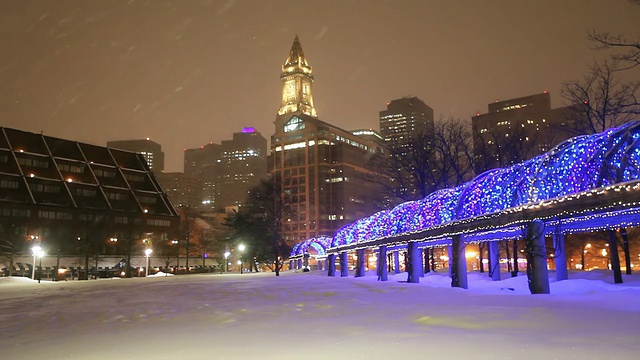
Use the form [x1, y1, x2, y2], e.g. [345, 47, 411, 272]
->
[431, 117, 476, 188]
[561, 60, 640, 135]
[588, 1, 640, 70]
[368, 129, 437, 206]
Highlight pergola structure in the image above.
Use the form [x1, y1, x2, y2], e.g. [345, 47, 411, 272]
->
[289, 120, 640, 293]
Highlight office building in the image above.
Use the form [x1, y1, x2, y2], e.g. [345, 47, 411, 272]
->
[184, 128, 267, 211]
[106, 138, 165, 172]
[0, 127, 178, 255]
[379, 97, 434, 145]
[270, 36, 383, 246]
[155, 172, 202, 209]
[472, 92, 576, 171]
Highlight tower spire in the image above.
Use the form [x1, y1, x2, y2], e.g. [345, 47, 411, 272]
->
[278, 36, 317, 117]
[284, 35, 309, 70]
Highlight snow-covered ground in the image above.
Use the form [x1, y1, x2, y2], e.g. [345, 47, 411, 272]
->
[1, 269, 639, 360]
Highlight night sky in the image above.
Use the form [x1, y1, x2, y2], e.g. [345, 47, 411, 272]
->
[1, 0, 638, 172]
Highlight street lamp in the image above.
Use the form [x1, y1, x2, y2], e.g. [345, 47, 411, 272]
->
[238, 244, 246, 274]
[31, 244, 42, 280]
[145, 248, 153, 277]
[224, 251, 230, 273]
[36, 249, 45, 283]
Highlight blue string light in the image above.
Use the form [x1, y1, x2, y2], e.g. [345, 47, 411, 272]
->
[292, 121, 640, 251]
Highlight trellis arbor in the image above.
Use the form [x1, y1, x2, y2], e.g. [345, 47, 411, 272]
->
[289, 120, 640, 294]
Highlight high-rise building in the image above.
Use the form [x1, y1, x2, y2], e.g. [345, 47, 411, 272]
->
[106, 138, 165, 172]
[217, 128, 267, 211]
[184, 128, 267, 211]
[155, 172, 202, 209]
[379, 97, 434, 145]
[270, 36, 383, 246]
[184, 143, 222, 210]
[472, 92, 576, 171]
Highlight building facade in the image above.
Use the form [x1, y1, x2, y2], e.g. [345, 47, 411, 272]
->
[0, 127, 179, 257]
[379, 97, 434, 145]
[106, 138, 165, 172]
[270, 36, 383, 246]
[155, 172, 202, 209]
[472, 92, 575, 172]
[184, 128, 267, 211]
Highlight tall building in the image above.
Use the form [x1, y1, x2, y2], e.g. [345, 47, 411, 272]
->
[184, 128, 267, 211]
[184, 143, 221, 209]
[106, 138, 165, 172]
[472, 92, 575, 172]
[155, 172, 202, 209]
[270, 36, 383, 246]
[217, 128, 267, 211]
[379, 97, 434, 145]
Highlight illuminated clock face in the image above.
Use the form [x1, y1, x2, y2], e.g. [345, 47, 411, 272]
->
[285, 80, 296, 100]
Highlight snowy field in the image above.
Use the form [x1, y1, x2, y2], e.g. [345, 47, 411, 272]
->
[1, 269, 639, 360]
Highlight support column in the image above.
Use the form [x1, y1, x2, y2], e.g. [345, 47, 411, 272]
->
[488, 241, 501, 281]
[303, 253, 309, 270]
[393, 251, 401, 274]
[318, 259, 324, 271]
[424, 248, 430, 274]
[327, 254, 336, 277]
[407, 242, 420, 283]
[552, 232, 568, 281]
[297, 258, 303, 270]
[377, 246, 388, 281]
[447, 245, 453, 278]
[451, 235, 468, 289]
[289, 260, 294, 270]
[355, 249, 365, 277]
[340, 251, 349, 277]
[526, 220, 550, 294]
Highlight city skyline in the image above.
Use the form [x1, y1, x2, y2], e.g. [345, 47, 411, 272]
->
[1, 0, 638, 172]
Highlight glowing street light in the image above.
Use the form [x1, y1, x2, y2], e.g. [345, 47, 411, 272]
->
[145, 248, 153, 277]
[224, 251, 231, 273]
[31, 244, 42, 280]
[238, 244, 246, 274]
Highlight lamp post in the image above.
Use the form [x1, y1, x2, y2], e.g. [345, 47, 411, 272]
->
[224, 251, 230, 273]
[145, 248, 153, 277]
[37, 249, 45, 283]
[172, 240, 179, 274]
[238, 244, 246, 274]
[31, 244, 42, 280]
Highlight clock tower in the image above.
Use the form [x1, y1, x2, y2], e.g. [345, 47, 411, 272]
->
[278, 35, 317, 118]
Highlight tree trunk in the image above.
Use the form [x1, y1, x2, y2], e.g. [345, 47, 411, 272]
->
[478, 243, 485, 273]
[511, 238, 518, 277]
[505, 240, 512, 273]
[608, 230, 623, 284]
[620, 228, 631, 274]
